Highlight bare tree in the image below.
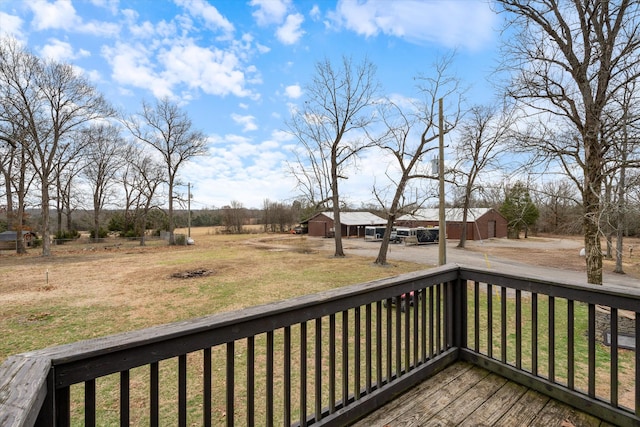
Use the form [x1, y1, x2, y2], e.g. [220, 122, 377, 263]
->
[372, 55, 462, 264]
[496, 1, 640, 284]
[56, 160, 84, 235]
[121, 145, 165, 245]
[124, 98, 207, 245]
[0, 127, 34, 253]
[453, 103, 514, 248]
[0, 36, 114, 256]
[53, 131, 89, 237]
[535, 179, 582, 234]
[223, 200, 246, 234]
[288, 56, 379, 257]
[82, 124, 127, 241]
[600, 77, 640, 272]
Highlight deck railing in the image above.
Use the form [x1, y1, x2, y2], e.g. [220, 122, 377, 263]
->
[1, 264, 639, 426]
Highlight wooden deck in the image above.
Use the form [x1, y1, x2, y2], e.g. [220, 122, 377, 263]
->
[353, 362, 615, 427]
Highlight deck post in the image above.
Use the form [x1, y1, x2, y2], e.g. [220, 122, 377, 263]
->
[451, 276, 467, 351]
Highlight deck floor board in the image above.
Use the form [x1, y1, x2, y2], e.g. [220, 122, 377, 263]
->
[352, 362, 609, 426]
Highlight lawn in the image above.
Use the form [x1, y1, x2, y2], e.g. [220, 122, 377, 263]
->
[0, 227, 428, 363]
[1, 229, 636, 424]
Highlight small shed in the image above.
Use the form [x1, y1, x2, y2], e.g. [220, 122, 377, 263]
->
[397, 208, 508, 240]
[305, 211, 386, 238]
[0, 230, 38, 250]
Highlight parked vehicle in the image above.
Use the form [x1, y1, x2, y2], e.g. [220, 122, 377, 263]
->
[291, 225, 307, 234]
[383, 291, 419, 312]
[416, 227, 439, 243]
[364, 226, 401, 243]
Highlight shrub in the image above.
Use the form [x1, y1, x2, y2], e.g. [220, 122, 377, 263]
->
[55, 230, 80, 240]
[89, 228, 109, 239]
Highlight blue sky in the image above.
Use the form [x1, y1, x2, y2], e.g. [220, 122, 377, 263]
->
[0, 0, 502, 209]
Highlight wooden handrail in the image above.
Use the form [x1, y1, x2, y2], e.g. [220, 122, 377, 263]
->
[1, 264, 640, 426]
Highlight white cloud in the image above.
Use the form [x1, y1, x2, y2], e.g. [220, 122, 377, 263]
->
[78, 20, 120, 37]
[89, 0, 120, 15]
[0, 12, 23, 36]
[28, 0, 80, 31]
[39, 38, 90, 62]
[310, 5, 321, 21]
[158, 41, 252, 98]
[276, 13, 304, 44]
[250, 0, 291, 26]
[284, 84, 302, 99]
[102, 42, 173, 99]
[231, 113, 258, 132]
[271, 129, 294, 142]
[27, 0, 119, 37]
[175, 0, 235, 36]
[250, 0, 303, 45]
[334, 0, 496, 50]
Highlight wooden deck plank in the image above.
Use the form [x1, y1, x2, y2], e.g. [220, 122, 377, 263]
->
[351, 362, 475, 426]
[350, 362, 610, 427]
[457, 379, 528, 426]
[426, 373, 508, 425]
[388, 366, 489, 425]
[529, 399, 602, 427]
[352, 363, 482, 426]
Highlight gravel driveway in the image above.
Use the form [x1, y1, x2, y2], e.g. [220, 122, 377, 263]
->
[320, 237, 640, 290]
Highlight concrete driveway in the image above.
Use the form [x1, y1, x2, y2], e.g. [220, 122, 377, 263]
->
[329, 237, 640, 290]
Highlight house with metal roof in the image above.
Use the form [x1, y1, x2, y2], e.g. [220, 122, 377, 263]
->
[397, 207, 508, 240]
[304, 211, 387, 238]
[0, 230, 38, 250]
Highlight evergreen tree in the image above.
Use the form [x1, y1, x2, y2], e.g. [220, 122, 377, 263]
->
[500, 182, 539, 238]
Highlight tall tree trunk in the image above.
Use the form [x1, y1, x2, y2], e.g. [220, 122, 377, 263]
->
[168, 175, 175, 245]
[614, 135, 628, 274]
[41, 184, 51, 256]
[15, 149, 27, 254]
[93, 192, 100, 243]
[584, 129, 603, 285]
[15, 191, 26, 254]
[331, 164, 344, 257]
[56, 174, 63, 236]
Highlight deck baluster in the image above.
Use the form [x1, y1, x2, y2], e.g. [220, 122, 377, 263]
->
[487, 283, 493, 359]
[549, 296, 555, 382]
[266, 331, 274, 426]
[204, 348, 211, 427]
[611, 307, 618, 407]
[300, 322, 307, 426]
[150, 361, 159, 426]
[178, 355, 186, 427]
[247, 337, 255, 426]
[226, 342, 234, 427]
[84, 379, 95, 427]
[588, 303, 596, 397]
[501, 286, 507, 363]
[120, 370, 130, 426]
[567, 300, 574, 390]
[515, 289, 522, 370]
[315, 317, 322, 421]
[532, 293, 538, 376]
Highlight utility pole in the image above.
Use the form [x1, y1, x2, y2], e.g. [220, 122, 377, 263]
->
[187, 182, 191, 239]
[438, 97, 446, 265]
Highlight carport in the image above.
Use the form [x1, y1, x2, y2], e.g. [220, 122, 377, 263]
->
[304, 211, 386, 238]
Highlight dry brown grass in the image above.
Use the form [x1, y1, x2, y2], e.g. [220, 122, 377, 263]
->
[0, 227, 427, 363]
